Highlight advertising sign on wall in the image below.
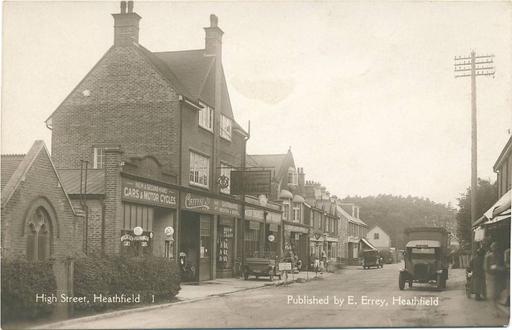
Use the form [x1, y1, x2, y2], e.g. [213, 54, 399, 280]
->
[122, 178, 177, 208]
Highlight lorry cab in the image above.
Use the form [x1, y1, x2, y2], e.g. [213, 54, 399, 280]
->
[399, 228, 449, 290]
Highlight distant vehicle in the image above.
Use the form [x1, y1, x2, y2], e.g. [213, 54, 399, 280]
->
[399, 227, 449, 290]
[361, 250, 383, 269]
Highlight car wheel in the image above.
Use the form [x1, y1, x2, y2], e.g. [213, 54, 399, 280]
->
[399, 272, 406, 290]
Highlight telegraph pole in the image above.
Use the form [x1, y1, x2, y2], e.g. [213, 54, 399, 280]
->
[454, 51, 495, 249]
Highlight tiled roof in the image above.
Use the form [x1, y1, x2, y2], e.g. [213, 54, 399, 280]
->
[58, 169, 105, 195]
[247, 153, 291, 180]
[1, 154, 25, 190]
[143, 48, 234, 119]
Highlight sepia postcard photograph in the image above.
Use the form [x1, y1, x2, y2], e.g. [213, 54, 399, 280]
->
[1, 0, 511, 329]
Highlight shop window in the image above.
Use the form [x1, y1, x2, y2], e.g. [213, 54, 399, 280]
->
[220, 163, 233, 194]
[217, 224, 234, 269]
[220, 114, 232, 141]
[189, 151, 209, 188]
[245, 221, 260, 257]
[93, 147, 105, 169]
[200, 218, 210, 259]
[26, 207, 51, 261]
[199, 102, 214, 131]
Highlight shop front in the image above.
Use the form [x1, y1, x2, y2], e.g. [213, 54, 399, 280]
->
[180, 192, 241, 281]
[120, 177, 178, 259]
[284, 223, 310, 268]
[309, 232, 324, 269]
[244, 206, 282, 258]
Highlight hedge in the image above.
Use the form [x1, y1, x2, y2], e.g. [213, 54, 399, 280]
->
[1, 260, 57, 322]
[73, 256, 181, 312]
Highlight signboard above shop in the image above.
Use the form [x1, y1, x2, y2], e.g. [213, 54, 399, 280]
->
[122, 178, 177, 208]
[230, 170, 271, 195]
[182, 192, 241, 217]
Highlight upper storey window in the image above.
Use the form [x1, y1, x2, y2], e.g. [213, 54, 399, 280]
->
[93, 147, 105, 169]
[220, 114, 232, 141]
[199, 102, 214, 132]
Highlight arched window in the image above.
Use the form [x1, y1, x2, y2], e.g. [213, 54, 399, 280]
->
[26, 207, 52, 261]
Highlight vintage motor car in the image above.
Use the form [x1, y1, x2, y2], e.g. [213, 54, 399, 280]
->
[361, 249, 383, 269]
[399, 227, 449, 290]
[243, 254, 282, 281]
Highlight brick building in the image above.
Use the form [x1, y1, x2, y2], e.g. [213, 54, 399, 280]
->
[45, 2, 280, 281]
[247, 150, 309, 265]
[1, 140, 83, 261]
[1, 141, 84, 316]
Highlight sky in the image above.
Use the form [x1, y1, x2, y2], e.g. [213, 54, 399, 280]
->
[2, 1, 511, 206]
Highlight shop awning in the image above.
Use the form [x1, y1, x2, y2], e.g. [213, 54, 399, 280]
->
[473, 190, 511, 228]
[360, 238, 377, 251]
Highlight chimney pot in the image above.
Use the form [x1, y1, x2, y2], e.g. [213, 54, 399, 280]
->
[127, 0, 134, 13]
[120, 1, 127, 14]
[210, 14, 218, 27]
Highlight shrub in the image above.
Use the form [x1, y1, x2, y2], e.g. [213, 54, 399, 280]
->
[1, 259, 57, 322]
[73, 256, 181, 312]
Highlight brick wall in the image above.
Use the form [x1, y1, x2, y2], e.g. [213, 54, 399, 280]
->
[70, 199, 103, 255]
[51, 46, 180, 175]
[1, 150, 84, 260]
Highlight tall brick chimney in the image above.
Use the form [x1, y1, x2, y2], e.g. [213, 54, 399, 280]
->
[204, 14, 223, 58]
[297, 167, 305, 195]
[112, 1, 141, 46]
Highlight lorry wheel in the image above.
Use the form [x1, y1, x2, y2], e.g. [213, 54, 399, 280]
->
[399, 272, 406, 290]
[436, 274, 444, 289]
[440, 277, 446, 289]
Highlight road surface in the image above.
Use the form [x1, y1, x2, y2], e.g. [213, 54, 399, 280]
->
[40, 263, 509, 328]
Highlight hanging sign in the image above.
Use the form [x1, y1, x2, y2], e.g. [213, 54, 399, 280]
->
[230, 170, 271, 195]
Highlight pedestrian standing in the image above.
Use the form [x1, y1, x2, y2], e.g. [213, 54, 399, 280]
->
[469, 248, 486, 300]
[484, 242, 503, 309]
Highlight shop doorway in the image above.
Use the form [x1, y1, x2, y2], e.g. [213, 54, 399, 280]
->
[179, 211, 212, 282]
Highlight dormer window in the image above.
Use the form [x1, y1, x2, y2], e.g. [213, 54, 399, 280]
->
[199, 102, 214, 132]
[287, 167, 298, 186]
[220, 114, 232, 141]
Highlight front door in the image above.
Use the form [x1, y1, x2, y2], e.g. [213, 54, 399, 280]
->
[199, 215, 212, 281]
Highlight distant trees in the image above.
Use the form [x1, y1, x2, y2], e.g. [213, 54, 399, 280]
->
[456, 179, 497, 250]
[342, 194, 456, 249]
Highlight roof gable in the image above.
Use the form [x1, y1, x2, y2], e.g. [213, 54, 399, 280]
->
[1, 141, 78, 216]
[247, 150, 295, 181]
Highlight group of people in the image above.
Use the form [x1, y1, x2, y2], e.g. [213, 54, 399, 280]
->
[468, 241, 510, 307]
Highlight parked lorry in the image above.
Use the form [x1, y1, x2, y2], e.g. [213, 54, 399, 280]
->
[399, 227, 450, 290]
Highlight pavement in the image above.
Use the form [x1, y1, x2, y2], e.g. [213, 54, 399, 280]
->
[19, 265, 511, 328]
[30, 270, 331, 330]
